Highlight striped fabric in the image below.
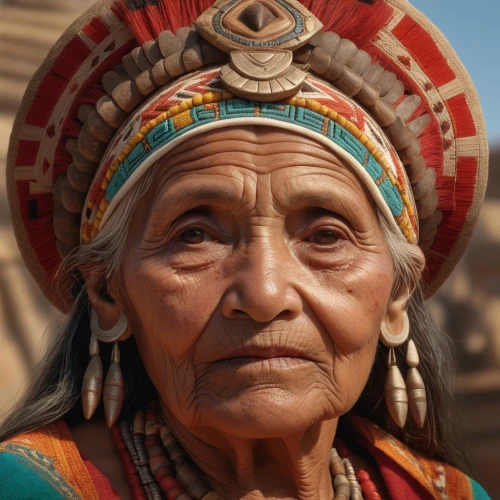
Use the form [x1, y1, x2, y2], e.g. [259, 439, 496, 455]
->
[0, 415, 491, 499]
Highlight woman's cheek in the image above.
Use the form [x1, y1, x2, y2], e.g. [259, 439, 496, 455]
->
[315, 261, 393, 353]
[127, 257, 224, 359]
[322, 305, 379, 355]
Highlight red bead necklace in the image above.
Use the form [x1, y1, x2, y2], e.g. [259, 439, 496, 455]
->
[111, 425, 148, 500]
[111, 405, 381, 500]
[335, 439, 382, 500]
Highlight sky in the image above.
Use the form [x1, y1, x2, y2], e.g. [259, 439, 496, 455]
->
[411, 0, 500, 145]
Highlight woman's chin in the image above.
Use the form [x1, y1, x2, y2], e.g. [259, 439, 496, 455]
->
[195, 386, 337, 439]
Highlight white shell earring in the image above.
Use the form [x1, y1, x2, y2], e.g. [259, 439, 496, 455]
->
[90, 308, 128, 343]
[84, 309, 128, 424]
[385, 347, 408, 428]
[380, 312, 410, 428]
[103, 343, 124, 428]
[379, 313, 427, 428]
[405, 339, 427, 428]
[380, 312, 410, 348]
[82, 333, 103, 420]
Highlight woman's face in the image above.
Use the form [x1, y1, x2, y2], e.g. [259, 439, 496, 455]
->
[119, 126, 397, 439]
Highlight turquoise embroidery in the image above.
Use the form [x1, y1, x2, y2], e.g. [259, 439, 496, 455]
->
[106, 99, 405, 220]
[0, 444, 78, 499]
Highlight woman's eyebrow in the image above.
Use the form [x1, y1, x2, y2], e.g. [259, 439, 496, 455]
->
[159, 185, 239, 207]
[287, 190, 337, 207]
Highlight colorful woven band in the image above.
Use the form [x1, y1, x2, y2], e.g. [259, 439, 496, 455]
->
[82, 68, 417, 244]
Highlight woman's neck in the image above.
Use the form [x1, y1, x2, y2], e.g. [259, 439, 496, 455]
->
[161, 403, 338, 500]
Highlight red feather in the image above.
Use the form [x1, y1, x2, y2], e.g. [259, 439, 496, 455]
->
[117, 0, 393, 49]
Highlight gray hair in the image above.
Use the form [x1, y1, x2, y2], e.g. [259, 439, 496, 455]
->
[367, 218, 471, 473]
[0, 178, 472, 474]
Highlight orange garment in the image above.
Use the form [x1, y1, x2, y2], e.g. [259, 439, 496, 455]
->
[343, 413, 487, 500]
[0, 420, 118, 499]
[0, 415, 490, 499]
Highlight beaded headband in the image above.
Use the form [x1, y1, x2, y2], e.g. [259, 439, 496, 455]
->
[7, 0, 488, 311]
[82, 69, 417, 244]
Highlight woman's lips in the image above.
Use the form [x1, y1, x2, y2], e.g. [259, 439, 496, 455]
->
[215, 347, 311, 367]
[217, 356, 309, 368]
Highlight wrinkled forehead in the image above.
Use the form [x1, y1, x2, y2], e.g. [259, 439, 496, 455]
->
[147, 124, 377, 204]
[151, 124, 352, 173]
[128, 125, 381, 243]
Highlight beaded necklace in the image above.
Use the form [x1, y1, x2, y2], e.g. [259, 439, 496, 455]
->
[112, 404, 380, 500]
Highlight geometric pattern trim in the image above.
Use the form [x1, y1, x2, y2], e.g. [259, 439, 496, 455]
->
[0, 443, 80, 499]
[81, 66, 417, 244]
[368, 0, 488, 293]
[82, 92, 416, 244]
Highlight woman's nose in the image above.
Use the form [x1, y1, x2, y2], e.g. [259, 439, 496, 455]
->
[220, 239, 303, 323]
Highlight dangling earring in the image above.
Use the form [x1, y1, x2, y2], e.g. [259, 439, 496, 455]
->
[380, 313, 410, 428]
[405, 339, 427, 428]
[103, 343, 124, 428]
[82, 333, 103, 420]
[82, 308, 128, 423]
[384, 347, 408, 428]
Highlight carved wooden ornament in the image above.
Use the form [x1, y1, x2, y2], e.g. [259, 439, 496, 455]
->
[221, 50, 306, 100]
[194, 0, 322, 100]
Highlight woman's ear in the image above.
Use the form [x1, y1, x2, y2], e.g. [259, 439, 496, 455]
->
[81, 266, 132, 342]
[382, 242, 424, 339]
[381, 289, 409, 340]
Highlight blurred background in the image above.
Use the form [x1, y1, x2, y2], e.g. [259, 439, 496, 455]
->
[0, 0, 498, 495]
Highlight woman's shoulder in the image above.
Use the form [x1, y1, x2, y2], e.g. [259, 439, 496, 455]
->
[0, 420, 101, 499]
[343, 412, 491, 500]
[0, 422, 73, 499]
[392, 444, 491, 500]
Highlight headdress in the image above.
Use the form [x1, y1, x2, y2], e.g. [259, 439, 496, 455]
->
[7, 0, 488, 311]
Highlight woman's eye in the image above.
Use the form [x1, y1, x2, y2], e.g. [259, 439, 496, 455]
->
[180, 228, 206, 244]
[307, 230, 339, 245]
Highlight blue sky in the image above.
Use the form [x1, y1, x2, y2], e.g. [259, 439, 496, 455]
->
[411, 0, 500, 145]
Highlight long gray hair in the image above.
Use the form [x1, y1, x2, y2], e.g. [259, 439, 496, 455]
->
[0, 169, 472, 475]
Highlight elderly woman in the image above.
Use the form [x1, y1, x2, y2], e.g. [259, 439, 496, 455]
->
[0, 0, 491, 498]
